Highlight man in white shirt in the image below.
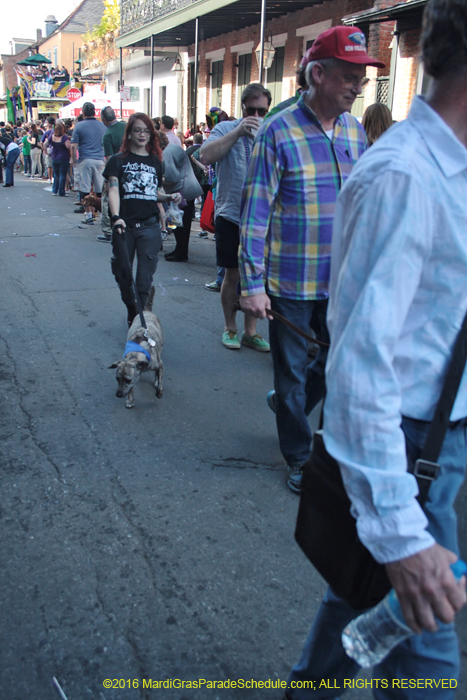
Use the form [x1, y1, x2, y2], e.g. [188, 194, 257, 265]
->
[285, 1, 467, 697]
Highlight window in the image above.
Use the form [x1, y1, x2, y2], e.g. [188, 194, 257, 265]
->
[48, 50, 52, 62]
[236, 53, 252, 117]
[53, 47, 57, 67]
[266, 47, 285, 108]
[211, 60, 223, 108]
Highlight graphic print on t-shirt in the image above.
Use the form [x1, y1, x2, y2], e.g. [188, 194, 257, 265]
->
[122, 161, 159, 200]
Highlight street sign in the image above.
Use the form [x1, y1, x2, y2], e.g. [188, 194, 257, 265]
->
[120, 86, 131, 101]
[130, 86, 140, 101]
[67, 87, 82, 101]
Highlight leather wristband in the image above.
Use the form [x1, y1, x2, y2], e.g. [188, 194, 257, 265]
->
[110, 214, 120, 225]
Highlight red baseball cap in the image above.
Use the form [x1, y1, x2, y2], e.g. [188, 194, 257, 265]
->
[305, 26, 385, 68]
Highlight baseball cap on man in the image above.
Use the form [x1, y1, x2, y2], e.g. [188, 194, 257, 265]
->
[82, 101, 96, 116]
[307, 26, 385, 68]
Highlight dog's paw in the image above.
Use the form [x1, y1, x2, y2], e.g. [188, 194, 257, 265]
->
[125, 400, 134, 409]
[155, 388, 163, 399]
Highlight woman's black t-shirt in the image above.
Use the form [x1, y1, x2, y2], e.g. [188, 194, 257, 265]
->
[103, 152, 163, 226]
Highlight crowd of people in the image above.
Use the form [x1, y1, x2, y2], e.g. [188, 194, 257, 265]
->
[3, 2, 467, 695]
[23, 64, 69, 83]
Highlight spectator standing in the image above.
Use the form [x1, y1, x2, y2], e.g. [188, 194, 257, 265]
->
[41, 116, 55, 186]
[22, 127, 31, 175]
[284, 1, 467, 696]
[28, 123, 42, 179]
[48, 121, 71, 196]
[71, 102, 107, 225]
[0, 133, 20, 187]
[162, 139, 203, 262]
[362, 102, 394, 145]
[160, 116, 182, 146]
[98, 106, 126, 243]
[238, 28, 380, 492]
[200, 84, 271, 353]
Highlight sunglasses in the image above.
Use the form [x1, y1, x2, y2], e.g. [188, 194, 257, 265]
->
[242, 106, 269, 117]
[132, 128, 150, 135]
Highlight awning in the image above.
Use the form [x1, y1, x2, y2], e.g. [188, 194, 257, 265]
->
[17, 53, 53, 65]
[343, 0, 427, 27]
[117, 0, 325, 49]
[58, 89, 135, 119]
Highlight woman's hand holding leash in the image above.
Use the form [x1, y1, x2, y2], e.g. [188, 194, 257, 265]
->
[111, 214, 126, 233]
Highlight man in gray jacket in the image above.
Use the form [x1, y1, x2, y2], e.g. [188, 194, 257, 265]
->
[161, 139, 202, 262]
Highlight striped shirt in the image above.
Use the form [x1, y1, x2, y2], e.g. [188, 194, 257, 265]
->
[238, 94, 367, 300]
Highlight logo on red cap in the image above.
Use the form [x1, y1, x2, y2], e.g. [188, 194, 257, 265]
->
[348, 32, 366, 46]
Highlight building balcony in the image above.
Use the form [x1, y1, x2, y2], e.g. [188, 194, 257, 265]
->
[121, 0, 199, 35]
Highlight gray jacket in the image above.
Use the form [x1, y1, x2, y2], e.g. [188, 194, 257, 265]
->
[162, 144, 203, 202]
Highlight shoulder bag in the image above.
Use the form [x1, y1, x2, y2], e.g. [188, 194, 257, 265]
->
[295, 310, 467, 610]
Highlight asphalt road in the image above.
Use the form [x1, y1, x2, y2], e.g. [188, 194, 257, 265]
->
[1, 176, 466, 700]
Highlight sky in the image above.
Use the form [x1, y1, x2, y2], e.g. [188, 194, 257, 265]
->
[0, 0, 84, 56]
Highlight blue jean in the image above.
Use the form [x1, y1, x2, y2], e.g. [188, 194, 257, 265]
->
[287, 416, 467, 700]
[269, 296, 329, 466]
[52, 159, 69, 196]
[5, 148, 20, 185]
[23, 154, 31, 174]
[216, 267, 225, 286]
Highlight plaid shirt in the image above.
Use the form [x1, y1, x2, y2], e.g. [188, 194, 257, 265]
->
[239, 95, 367, 300]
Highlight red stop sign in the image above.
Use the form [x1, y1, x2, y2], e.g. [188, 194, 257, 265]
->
[67, 88, 82, 101]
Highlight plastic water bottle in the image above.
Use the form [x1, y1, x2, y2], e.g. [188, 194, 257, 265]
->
[341, 559, 467, 668]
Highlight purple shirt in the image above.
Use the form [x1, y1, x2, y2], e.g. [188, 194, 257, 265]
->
[48, 135, 70, 161]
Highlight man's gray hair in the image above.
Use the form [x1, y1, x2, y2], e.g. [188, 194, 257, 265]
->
[101, 106, 116, 122]
[305, 57, 341, 87]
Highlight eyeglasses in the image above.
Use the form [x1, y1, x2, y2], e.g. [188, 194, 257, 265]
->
[321, 65, 370, 89]
[242, 105, 269, 117]
[132, 128, 150, 135]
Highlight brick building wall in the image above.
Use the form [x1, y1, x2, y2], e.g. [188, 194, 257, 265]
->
[392, 27, 421, 121]
[0, 47, 32, 92]
[187, 0, 376, 126]
[183, 0, 425, 129]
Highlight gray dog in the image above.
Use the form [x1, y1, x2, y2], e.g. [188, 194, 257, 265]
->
[109, 287, 164, 408]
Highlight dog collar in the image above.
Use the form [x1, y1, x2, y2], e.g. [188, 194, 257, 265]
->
[123, 341, 151, 362]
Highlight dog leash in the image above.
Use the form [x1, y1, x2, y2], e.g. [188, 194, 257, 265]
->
[113, 224, 156, 347]
[234, 302, 329, 349]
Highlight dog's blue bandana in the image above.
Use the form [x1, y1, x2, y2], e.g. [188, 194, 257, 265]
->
[123, 341, 151, 362]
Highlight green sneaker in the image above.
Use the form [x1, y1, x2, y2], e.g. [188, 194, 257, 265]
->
[222, 330, 241, 349]
[240, 332, 270, 353]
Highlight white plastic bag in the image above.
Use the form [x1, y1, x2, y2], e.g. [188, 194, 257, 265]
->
[166, 201, 183, 227]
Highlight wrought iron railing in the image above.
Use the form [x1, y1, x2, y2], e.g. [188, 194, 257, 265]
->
[121, 0, 200, 34]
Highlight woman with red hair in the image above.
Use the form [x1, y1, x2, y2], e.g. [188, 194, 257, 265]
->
[104, 113, 181, 326]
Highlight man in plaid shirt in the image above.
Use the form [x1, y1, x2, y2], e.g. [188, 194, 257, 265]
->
[239, 26, 383, 493]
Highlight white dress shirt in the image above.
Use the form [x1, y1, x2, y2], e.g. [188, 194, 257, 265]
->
[323, 96, 467, 564]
